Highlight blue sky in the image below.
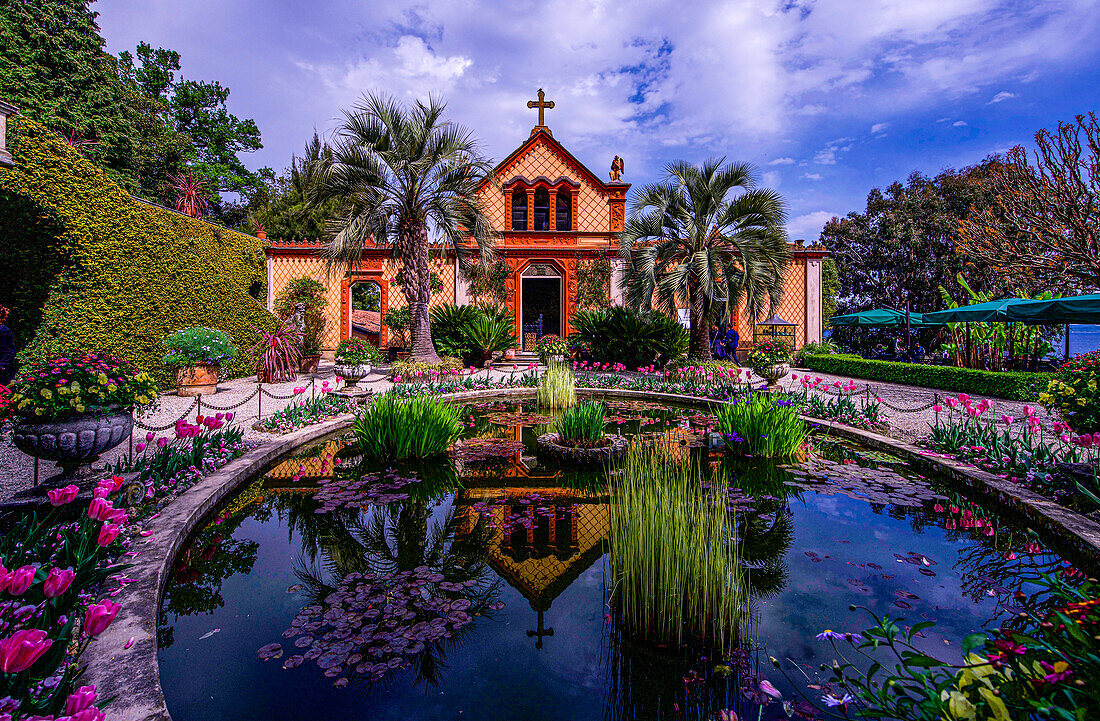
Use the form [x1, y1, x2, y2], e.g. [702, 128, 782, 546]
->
[95, 0, 1100, 241]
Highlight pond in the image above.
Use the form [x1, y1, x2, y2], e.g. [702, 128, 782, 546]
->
[158, 398, 1071, 721]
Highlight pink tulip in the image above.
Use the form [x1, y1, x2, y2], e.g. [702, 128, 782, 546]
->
[1002, 415, 1015, 424]
[946, 398, 958, 408]
[225, 412, 234, 421]
[145, 432, 155, 442]
[134, 442, 146, 453]
[958, 393, 970, 403]
[84, 601, 121, 637]
[1092, 433, 1100, 447]
[65, 685, 98, 715]
[97, 524, 121, 547]
[1023, 405, 1036, 417]
[87, 498, 115, 522]
[156, 437, 168, 448]
[47, 484, 80, 506]
[43, 567, 76, 598]
[6, 565, 36, 596]
[0, 629, 52, 673]
[932, 405, 943, 412]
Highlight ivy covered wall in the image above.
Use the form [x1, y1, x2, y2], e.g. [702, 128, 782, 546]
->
[0, 117, 277, 385]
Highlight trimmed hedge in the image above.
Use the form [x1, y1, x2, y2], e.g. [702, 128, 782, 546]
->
[801, 354, 1050, 402]
[0, 118, 277, 386]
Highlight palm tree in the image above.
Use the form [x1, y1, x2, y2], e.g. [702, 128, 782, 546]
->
[620, 159, 791, 359]
[311, 93, 496, 363]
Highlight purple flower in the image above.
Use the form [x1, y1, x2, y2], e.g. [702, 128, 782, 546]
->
[823, 693, 854, 708]
[815, 629, 847, 641]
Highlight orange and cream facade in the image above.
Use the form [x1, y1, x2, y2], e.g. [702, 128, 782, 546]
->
[265, 93, 826, 357]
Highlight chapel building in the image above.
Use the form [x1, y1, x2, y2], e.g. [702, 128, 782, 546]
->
[265, 90, 826, 358]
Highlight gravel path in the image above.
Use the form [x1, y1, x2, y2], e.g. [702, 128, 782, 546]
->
[0, 362, 1053, 501]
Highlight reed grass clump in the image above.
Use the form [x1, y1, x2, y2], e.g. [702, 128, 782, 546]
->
[553, 400, 606, 446]
[609, 442, 747, 649]
[538, 359, 576, 409]
[716, 393, 806, 457]
[353, 393, 463, 460]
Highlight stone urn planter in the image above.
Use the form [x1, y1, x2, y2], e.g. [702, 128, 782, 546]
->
[299, 354, 321, 374]
[175, 363, 219, 397]
[537, 432, 630, 465]
[12, 407, 134, 480]
[335, 363, 372, 389]
[753, 363, 791, 389]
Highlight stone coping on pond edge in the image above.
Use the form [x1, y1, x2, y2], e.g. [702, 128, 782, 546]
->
[79, 386, 1100, 721]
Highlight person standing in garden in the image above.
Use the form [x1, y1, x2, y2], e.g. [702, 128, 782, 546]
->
[0, 306, 15, 385]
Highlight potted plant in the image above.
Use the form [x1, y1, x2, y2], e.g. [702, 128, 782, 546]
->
[273, 276, 327, 373]
[747, 339, 793, 388]
[251, 320, 301, 383]
[5, 354, 158, 480]
[162, 326, 236, 396]
[535, 334, 569, 364]
[299, 310, 326, 373]
[334, 338, 383, 389]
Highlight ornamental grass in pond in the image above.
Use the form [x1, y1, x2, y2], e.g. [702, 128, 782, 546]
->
[609, 442, 747, 649]
[553, 400, 607, 447]
[538, 359, 576, 409]
[717, 393, 806, 458]
[353, 394, 463, 460]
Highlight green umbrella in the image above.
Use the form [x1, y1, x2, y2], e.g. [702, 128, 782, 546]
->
[829, 308, 934, 327]
[921, 298, 1023, 325]
[1005, 294, 1100, 324]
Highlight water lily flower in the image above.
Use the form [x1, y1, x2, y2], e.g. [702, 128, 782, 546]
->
[43, 567, 76, 598]
[84, 601, 121, 637]
[65, 685, 97, 715]
[47, 484, 80, 506]
[0, 629, 52, 673]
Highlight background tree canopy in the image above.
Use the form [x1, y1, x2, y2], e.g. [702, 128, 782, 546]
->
[0, 0, 264, 223]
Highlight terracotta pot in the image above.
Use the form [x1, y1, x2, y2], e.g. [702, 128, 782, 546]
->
[12, 407, 134, 480]
[299, 354, 321, 374]
[175, 363, 219, 396]
[503, 349, 516, 361]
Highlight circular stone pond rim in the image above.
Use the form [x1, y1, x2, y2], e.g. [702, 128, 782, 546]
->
[81, 387, 1100, 721]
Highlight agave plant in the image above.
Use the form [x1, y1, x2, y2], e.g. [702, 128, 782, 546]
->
[250, 319, 301, 382]
[462, 314, 516, 366]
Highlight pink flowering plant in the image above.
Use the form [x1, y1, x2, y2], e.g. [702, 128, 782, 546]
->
[4, 354, 157, 421]
[746, 339, 792, 369]
[796, 375, 882, 428]
[258, 388, 362, 433]
[0, 479, 129, 719]
[333, 338, 383, 365]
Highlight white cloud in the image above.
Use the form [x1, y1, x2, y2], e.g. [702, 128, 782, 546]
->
[801, 172, 824, 181]
[787, 210, 837, 242]
[762, 170, 781, 187]
[814, 137, 854, 165]
[953, 120, 969, 127]
[989, 90, 1017, 103]
[870, 122, 889, 134]
[769, 157, 796, 165]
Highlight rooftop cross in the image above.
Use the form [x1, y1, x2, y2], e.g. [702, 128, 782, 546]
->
[527, 88, 555, 128]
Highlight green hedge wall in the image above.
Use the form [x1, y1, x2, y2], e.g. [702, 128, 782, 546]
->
[0, 118, 277, 386]
[801, 354, 1050, 402]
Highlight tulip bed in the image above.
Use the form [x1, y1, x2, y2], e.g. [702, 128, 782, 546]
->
[257, 388, 361, 434]
[0, 477, 133, 720]
[793, 373, 883, 428]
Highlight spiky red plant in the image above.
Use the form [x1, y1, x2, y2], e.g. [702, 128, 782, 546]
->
[167, 170, 209, 218]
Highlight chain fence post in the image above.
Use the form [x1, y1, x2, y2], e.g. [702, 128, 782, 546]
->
[196, 394, 202, 421]
[257, 382, 263, 421]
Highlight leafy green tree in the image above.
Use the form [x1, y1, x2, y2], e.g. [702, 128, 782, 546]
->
[247, 132, 341, 239]
[0, 0, 189, 197]
[620, 158, 790, 359]
[311, 93, 496, 363]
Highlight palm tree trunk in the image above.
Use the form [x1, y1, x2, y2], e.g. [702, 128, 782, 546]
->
[688, 285, 712, 360]
[400, 218, 441, 364]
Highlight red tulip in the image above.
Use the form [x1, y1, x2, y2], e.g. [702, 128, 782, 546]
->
[47, 484, 80, 506]
[43, 567, 76, 598]
[97, 524, 121, 547]
[0, 629, 52, 672]
[84, 601, 121, 637]
[6, 565, 36, 596]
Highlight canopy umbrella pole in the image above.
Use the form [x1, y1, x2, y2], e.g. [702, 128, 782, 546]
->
[1065, 323, 1070, 362]
[965, 322, 971, 368]
[905, 298, 911, 357]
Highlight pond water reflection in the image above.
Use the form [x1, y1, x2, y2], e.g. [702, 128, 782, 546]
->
[158, 400, 1069, 721]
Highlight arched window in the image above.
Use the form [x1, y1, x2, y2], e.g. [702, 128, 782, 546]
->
[555, 190, 572, 231]
[533, 188, 550, 231]
[511, 189, 528, 230]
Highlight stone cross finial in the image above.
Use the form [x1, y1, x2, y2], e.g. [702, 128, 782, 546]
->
[527, 89, 555, 128]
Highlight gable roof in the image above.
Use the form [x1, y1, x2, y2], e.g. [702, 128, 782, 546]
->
[478, 128, 624, 195]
